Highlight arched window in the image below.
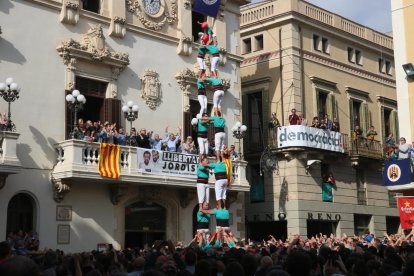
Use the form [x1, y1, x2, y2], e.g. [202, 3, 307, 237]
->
[6, 193, 36, 236]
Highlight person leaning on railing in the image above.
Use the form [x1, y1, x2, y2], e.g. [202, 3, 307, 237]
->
[352, 126, 363, 151]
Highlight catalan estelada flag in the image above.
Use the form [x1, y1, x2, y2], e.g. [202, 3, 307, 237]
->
[224, 159, 232, 187]
[193, 0, 222, 18]
[98, 143, 120, 179]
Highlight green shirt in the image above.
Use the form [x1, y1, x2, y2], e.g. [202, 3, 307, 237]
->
[197, 46, 206, 55]
[197, 211, 211, 223]
[212, 209, 229, 220]
[197, 79, 206, 90]
[197, 165, 210, 179]
[210, 116, 225, 128]
[206, 77, 222, 86]
[197, 120, 209, 132]
[206, 45, 219, 55]
[209, 162, 226, 174]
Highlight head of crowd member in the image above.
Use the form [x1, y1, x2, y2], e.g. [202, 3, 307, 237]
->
[154, 133, 160, 141]
[152, 150, 159, 162]
[78, 118, 84, 127]
[201, 113, 210, 124]
[131, 127, 137, 136]
[291, 108, 296, 114]
[355, 125, 360, 131]
[230, 145, 236, 152]
[0, 256, 41, 276]
[186, 136, 193, 144]
[400, 137, 406, 145]
[143, 151, 151, 165]
[169, 132, 176, 141]
[140, 128, 147, 137]
[202, 202, 209, 210]
[118, 127, 125, 135]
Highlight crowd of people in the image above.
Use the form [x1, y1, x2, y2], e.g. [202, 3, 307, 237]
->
[72, 118, 239, 159]
[3, 230, 414, 276]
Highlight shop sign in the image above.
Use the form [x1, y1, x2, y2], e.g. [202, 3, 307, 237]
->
[307, 212, 341, 221]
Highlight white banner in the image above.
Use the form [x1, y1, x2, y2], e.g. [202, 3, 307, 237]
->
[277, 125, 344, 153]
[137, 148, 199, 178]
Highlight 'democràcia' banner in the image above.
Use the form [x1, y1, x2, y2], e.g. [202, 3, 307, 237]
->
[277, 125, 344, 153]
[137, 147, 199, 178]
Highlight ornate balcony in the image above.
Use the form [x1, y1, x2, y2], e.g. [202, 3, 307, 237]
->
[0, 131, 22, 188]
[51, 140, 250, 202]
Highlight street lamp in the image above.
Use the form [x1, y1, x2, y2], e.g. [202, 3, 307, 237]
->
[0, 77, 21, 131]
[65, 89, 86, 139]
[232, 121, 247, 160]
[122, 100, 139, 146]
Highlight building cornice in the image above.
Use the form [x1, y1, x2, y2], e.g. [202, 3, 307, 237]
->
[376, 95, 397, 107]
[309, 76, 337, 88]
[345, 86, 370, 98]
[242, 76, 272, 87]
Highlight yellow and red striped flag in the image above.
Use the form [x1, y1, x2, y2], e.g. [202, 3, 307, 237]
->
[224, 158, 233, 187]
[98, 143, 120, 179]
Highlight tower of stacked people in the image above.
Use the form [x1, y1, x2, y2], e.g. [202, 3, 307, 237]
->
[190, 21, 237, 248]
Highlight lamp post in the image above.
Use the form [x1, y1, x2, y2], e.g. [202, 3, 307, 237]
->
[0, 78, 21, 131]
[122, 101, 139, 146]
[65, 89, 86, 139]
[232, 121, 247, 160]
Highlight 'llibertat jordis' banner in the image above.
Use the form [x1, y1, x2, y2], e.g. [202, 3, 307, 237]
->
[398, 197, 414, 229]
[137, 148, 198, 178]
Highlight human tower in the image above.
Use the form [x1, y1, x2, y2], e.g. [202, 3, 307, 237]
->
[190, 22, 237, 248]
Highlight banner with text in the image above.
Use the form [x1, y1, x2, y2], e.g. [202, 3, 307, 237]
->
[277, 125, 344, 153]
[137, 148, 199, 178]
[398, 197, 414, 229]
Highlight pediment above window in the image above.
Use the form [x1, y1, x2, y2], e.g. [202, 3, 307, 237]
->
[56, 24, 129, 71]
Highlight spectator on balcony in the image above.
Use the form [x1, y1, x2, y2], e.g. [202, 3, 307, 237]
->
[114, 127, 127, 146]
[98, 122, 115, 143]
[319, 117, 326, 129]
[288, 109, 300, 125]
[333, 117, 340, 132]
[182, 136, 197, 154]
[0, 112, 7, 130]
[398, 137, 411, 159]
[269, 112, 280, 128]
[162, 126, 181, 152]
[366, 126, 377, 148]
[299, 114, 308, 126]
[410, 142, 414, 166]
[229, 145, 238, 161]
[324, 114, 333, 130]
[136, 128, 152, 149]
[311, 117, 320, 128]
[150, 133, 163, 150]
[385, 133, 396, 158]
[352, 126, 363, 149]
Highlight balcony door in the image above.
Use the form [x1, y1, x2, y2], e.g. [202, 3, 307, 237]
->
[124, 201, 166, 248]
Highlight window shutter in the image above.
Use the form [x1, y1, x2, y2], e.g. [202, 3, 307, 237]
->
[349, 100, 354, 134]
[380, 106, 385, 141]
[327, 93, 334, 120]
[360, 102, 369, 135]
[390, 110, 399, 139]
[315, 89, 320, 118]
[183, 112, 192, 139]
[104, 98, 121, 127]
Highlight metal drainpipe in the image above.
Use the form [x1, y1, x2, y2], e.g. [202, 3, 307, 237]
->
[279, 28, 284, 124]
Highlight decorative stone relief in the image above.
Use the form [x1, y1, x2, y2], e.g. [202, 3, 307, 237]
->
[0, 174, 8, 190]
[218, 0, 227, 20]
[177, 36, 193, 56]
[56, 25, 130, 94]
[175, 68, 197, 112]
[126, 0, 178, 31]
[60, 0, 80, 25]
[140, 69, 162, 109]
[57, 25, 129, 67]
[183, 0, 191, 9]
[222, 78, 231, 91]
[219, 47, 227, 66]
[52, 179, 71, 202]
[109, 16, 127, 38]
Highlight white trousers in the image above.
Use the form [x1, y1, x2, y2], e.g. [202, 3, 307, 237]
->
[198, 137, 209, 155]
[215, 179, 227, 200]
[198, 95, 207, 117]
[211, 56, 220, 72]
[197, 57, 206, 70]
[197, 183, 209, 204]
[213, 90, 224, 108]
[215, 132, 226, 152]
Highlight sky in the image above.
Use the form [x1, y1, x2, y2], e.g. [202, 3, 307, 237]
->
[250, 0, 393, 33]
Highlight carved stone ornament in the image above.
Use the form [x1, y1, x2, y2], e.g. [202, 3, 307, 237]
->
[126, 0, 178, 31]
[52, 179, 71, 202]
[60, 1, 80, 25]
[184, 0, 191, 9]
[140, 69, 162, 109]
[219, 47, 227, 66]
[109, 16, 127, 38]
[177, 36, 193, 56]
[56, 25, 130, 70]
[175, 68, 197, 92]
[218, 0, 227, 20]
[0, 174, 8, 190]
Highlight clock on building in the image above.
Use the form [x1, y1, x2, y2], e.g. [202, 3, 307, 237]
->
[141, 0, 165, 18]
